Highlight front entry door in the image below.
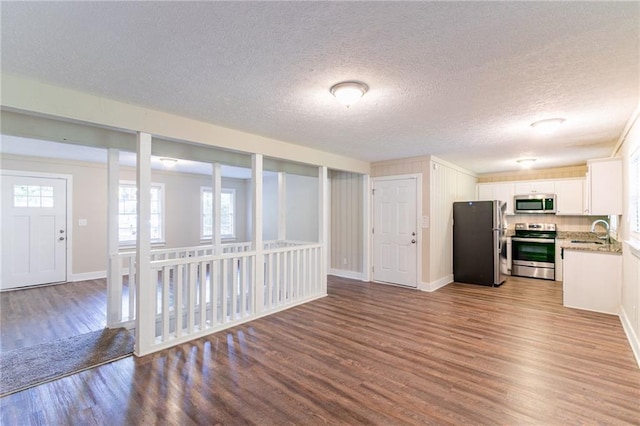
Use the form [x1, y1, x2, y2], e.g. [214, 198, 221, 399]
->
[373, 177, 418, 287]
[1, 174, 68, 290]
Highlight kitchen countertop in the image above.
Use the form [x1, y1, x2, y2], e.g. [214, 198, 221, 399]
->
[556, 231, 622, 254]
[505, 230, 622, 254]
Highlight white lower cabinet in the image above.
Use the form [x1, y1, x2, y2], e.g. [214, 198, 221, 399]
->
[563, 250, 622, 314]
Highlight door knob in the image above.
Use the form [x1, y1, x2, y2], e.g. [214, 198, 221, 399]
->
[411, 239, 416, 244]
[59, 237, 65, 241]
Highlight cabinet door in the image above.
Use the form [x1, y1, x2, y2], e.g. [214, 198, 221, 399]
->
[477, 184, 494, 201]
[514, 181, 555, 194]
[494, 183, 515, 215]
[588, 158, 622, 215]
[555, 179, 585, 215]
[477, 183, 514, 214]
[563, 250, 622, 314]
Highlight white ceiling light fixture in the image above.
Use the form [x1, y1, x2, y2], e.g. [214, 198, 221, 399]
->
[530, 118, 566, 134]
[330, 81, 368, 108]
[159, 157, 178, 167]
[516, 158, 537, 168]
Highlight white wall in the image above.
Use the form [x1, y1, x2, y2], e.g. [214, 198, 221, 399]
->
[286, 174, 318, 242]
[261, 172, 319, 242]
[262, 174, 279, 241]
[371, 155, 477, 289]
[619, 108, 640, 366]
[429, 158, 477, 288]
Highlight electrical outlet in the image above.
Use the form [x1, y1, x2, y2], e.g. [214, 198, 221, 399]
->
[342, 257, 348, 265]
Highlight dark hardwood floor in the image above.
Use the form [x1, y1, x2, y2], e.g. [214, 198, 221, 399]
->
[0, 279, 107, 352]
[2, 276, 639, 425]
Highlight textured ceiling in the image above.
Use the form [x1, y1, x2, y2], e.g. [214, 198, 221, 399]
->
[1, 2, 638, 174]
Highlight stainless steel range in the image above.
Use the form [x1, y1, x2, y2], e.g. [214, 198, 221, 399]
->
[511, 223, 557, 280]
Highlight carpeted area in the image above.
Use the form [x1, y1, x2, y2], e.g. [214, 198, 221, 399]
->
[0, 327, 134, 397]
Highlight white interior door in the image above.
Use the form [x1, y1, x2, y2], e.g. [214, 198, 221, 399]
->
[373, 177, 418, 287]
[1, 175, 67, 290]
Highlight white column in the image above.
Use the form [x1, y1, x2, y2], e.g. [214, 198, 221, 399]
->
[318, 166, 329, 293]
[362, 174, 371, 282]
[135, 132, 153, 356]
[106, 148, 121, 325]
[252, 154, 264, 312]
[277, 172, 286, 242]
[212, 163, 222, 253]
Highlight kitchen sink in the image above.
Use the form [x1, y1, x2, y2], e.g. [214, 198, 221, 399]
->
[570, 240, 603, 245]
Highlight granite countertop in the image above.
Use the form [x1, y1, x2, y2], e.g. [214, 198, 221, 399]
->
[556, 231, 622, 254]
[505, 230, 622, 254]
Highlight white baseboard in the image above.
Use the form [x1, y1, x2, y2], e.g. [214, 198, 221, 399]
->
[329, 269, 364, 281]
[420, 274, 453, 292]
[69, 270, 106, 282]
[620, 306, 640, 368]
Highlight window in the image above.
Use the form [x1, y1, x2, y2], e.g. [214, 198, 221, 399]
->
[119, 181, 164, 244]
[13, 185, 54, 207]
[630, 145, 640, 238]
[201, 187, 236, 239]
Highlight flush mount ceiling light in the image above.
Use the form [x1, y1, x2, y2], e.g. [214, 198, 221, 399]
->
[159, 158, 178, 167]
[330, 81, 368, 108]
[530, 118, 566, 134]
[516, 158, 537, 168]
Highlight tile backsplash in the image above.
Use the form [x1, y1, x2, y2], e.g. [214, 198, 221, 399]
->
[505, 214, 608, 232]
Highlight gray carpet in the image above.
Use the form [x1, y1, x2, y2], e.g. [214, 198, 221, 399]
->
[0, 327, 134, 397]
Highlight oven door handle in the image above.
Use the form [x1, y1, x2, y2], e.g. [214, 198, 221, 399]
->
[511, 237, 555, 244]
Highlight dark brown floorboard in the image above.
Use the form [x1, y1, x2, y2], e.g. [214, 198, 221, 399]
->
[0, 280, 107, 352]
[1, 276, 639, 425]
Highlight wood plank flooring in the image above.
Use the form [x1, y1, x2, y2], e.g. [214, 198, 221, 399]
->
[2, 276, 639, 425]
[0, 279, 107, 352]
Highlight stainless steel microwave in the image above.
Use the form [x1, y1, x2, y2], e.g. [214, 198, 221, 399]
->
[513, 194, 556, 214]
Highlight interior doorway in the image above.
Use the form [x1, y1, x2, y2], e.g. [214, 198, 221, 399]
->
[372, 175, 420, 288]
[1, 172, 71, 290]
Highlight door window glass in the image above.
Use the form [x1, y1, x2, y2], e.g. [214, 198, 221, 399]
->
[14, 185, 54, 208]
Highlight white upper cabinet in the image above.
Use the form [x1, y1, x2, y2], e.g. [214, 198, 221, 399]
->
[477, 184, 494, 201]
[555, 178, 585, 215]
[477, 182, 515, 214]
[513, 181, 555, 194]
[586, 157, 622, 215]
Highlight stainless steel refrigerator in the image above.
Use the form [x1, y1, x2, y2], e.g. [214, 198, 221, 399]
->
[453, 200, 508, 286]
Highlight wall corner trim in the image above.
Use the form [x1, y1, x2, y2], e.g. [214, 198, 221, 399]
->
[70, 270, 107, 282]
[329, 269, 365, 281]
[619, 306, 640, 368]
[420, 275, 453, 292]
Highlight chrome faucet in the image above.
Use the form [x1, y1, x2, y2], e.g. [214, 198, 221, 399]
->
[590, 219, 610, 244]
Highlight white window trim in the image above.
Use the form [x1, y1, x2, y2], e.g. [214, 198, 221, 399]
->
[200, 186, 237, 242]
[119, 180, 166, 246]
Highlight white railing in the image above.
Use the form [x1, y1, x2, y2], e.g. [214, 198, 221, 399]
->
[108, 240, 325, 355]
[109, 242, 252, 325]
[149, 250, 256, 351]
[263, 243, 323, 312]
